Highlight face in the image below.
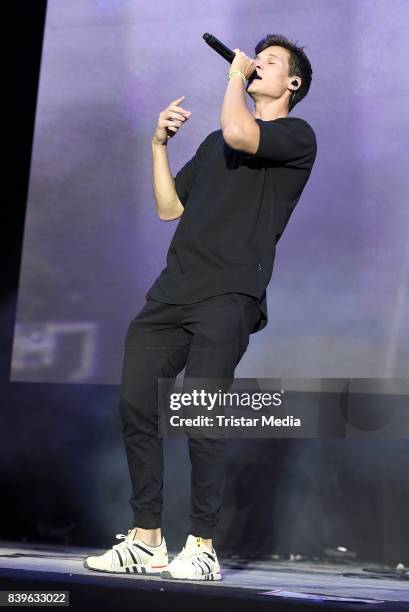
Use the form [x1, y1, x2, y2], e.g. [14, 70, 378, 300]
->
[247, 45, 299, 102]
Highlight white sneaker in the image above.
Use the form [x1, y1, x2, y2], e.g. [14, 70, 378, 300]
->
[83, 527, 168, 575]
[161, 535, 222, 581]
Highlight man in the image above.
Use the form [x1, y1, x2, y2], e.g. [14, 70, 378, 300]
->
[84, 33, 317, 581]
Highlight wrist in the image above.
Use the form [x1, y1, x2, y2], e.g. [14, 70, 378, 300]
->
[228, 70, 246, 85]
[152, 137, 167, 146]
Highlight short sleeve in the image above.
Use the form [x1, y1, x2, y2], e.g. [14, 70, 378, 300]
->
[252, 117, 317, 168]
[173, 132, 214, 208]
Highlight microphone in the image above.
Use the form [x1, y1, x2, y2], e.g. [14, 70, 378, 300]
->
[202, 33, 257, 90]
[202, 33, 237, 64]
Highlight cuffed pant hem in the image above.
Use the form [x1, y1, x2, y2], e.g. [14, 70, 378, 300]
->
[189, 521, 217, 539]
[133, 513, 162, 529]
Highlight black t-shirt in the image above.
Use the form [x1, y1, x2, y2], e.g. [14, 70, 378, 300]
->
[146, 116, 317, 333]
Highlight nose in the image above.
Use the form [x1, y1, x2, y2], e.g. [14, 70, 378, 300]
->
[253, 59, 263, 75]
[251, 63, 262, 79]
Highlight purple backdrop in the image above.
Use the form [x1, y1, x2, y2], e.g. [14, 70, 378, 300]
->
[11, 0, 409, 383]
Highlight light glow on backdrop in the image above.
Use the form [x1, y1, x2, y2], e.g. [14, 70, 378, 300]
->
[11, 0, 409, 383]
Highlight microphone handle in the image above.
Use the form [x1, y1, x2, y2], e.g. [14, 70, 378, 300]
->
[202, 33, 236, 63]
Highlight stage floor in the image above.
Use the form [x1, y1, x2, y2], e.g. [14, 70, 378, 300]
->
[0, 540, 407, 611]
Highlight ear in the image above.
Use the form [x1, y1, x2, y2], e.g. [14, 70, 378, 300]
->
[290, 76, 301, 89]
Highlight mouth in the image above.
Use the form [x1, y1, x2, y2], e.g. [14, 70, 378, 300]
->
[249, 73, 262, 83]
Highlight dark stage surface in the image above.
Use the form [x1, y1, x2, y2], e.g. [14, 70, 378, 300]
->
[0, 540, 408, 611]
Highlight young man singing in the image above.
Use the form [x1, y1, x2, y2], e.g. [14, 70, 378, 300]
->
[84, 33, 317, 581]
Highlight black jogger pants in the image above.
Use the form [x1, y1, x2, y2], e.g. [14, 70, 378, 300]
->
[118, 292, 261, 539]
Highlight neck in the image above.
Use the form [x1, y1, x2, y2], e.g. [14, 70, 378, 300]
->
[251, 98, 289, 121]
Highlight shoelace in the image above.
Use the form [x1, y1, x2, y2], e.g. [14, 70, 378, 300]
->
[112, 530, 137, 552]
[174, 538, 214, 562]
[173, 545, 189, 561]
[111, 530, 149, 566]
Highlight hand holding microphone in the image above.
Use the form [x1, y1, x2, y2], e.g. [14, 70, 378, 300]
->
[203, 33, 257, 88]
[229, 48, 257, 84]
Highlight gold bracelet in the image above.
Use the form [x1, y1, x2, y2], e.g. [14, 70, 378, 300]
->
[228, 70, 246, 85]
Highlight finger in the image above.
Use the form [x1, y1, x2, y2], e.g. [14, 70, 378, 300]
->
[168, 111, 187, 121]
[170, 117, 184, 126]
[169, 95, 186, 105]
[164, 118, 183, 128]
[169, 106, 191, 117]
[163, 120, 180, 130]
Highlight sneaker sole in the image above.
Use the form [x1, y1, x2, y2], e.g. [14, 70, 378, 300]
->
[160, 570, 222, 581]
[83, 558, 168, 575]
